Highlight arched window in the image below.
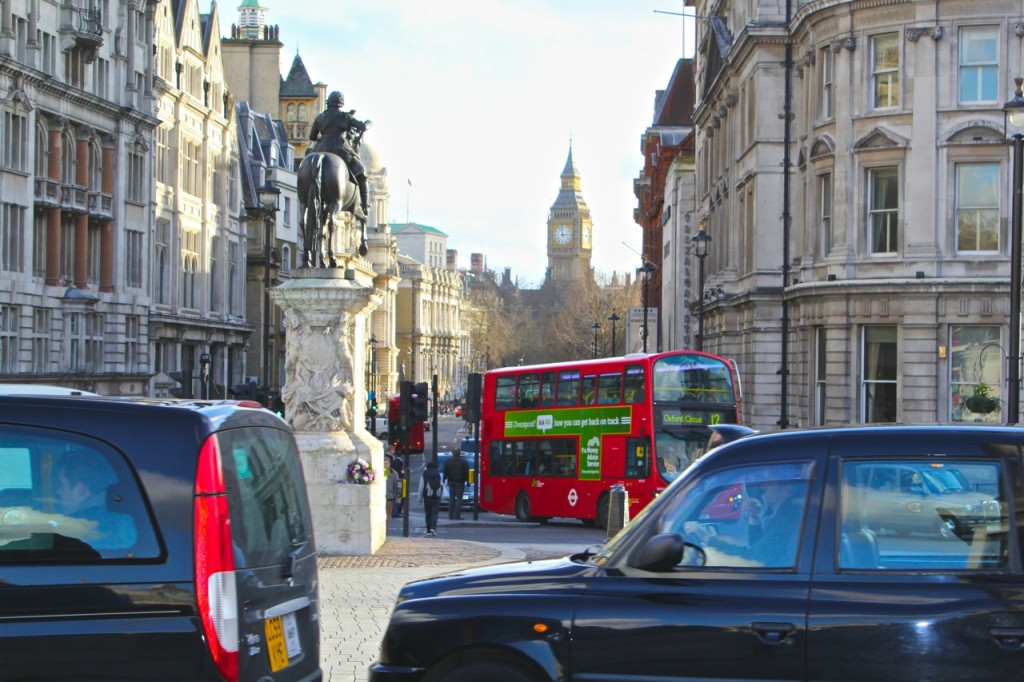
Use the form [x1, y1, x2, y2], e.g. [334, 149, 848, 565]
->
[287, 103, 296, 121]
[61, 132, 75, 184]
[34, 124, 48, 177]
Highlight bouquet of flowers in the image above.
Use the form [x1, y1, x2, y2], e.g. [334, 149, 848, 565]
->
[347, 458, 376, 484]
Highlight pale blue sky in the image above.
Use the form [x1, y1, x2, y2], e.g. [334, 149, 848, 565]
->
[244, 0, 695, 285]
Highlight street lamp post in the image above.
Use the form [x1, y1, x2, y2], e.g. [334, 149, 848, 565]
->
[367, 334, 378, 404]
[608, 312, 620, 357]
[638, 261, 657, 353]
[1004, 78, 1024, 425]
[691, 225, 712, 352]
[591, 321, 600, 359]
[256, 182, 280, 400]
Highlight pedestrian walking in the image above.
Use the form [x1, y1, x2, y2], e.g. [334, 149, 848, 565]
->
[383, 455, 399, 527]
[419, 460, 442, 536]
[443, 448, 470, 520]
[388, 445, 405, 517]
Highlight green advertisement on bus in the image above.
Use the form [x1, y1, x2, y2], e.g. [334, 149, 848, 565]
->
[503, 406, 633, 480]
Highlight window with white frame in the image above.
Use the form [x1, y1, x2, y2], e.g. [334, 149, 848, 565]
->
[39, 30, 57, 75]
[156, 127, 171, 185]
[815, 328, 827, 425]
[959, 27, 998, 104]
[31, 308, 49, 373]
[0, 305, 18, 373]
[87, 223, 101, 284]
[125, 229, 143, 288]
[92, 57, 109, 99]
[124, 315, 140, 373]
[127, 150, 145, 203]
[819, 173, 833, 256]
[283, 196, 292, 230]
[60, 217, 75, 283]
[820, 47, 833, 119]
[1, 203, 25, 272]
[950, 325, 1001, 423]
[862, 326, 897, 422]
[68, 312, 104, 373]
[210, 236, 221, 312]
[955, 162, 999, 252]
[3, 110, 28, 171]
[181, 228, 199, 308]
[228, 241, 239, 315]
[871, 33, 899, 109]
[32, 213, 45, 277]
[868, 167, 899, 254]
[156, 219, 170, 304]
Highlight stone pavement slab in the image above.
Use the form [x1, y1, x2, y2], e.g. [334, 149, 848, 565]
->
[315, 534, 577, 682]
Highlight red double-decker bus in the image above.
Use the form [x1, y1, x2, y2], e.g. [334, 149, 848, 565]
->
[478, 350, 741, 526]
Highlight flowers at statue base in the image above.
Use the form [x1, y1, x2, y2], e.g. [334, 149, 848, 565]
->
[347, 458, 376, 484]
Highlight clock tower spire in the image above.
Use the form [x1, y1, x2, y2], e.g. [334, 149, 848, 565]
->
[546, 142, 593, 283]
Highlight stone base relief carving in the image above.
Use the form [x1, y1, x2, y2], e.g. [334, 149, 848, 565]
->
[271, 271, 385, 555]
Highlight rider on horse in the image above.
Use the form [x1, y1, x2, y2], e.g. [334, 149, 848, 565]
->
[308, 91, 371, 217]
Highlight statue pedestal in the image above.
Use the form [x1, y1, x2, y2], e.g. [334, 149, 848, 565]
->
[271, 270, 384, 555]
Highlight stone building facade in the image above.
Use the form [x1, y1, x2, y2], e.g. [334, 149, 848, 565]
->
[685, 0, 1022, 430]
[0, 0, 157, 395]
[152, 0, 251, 398]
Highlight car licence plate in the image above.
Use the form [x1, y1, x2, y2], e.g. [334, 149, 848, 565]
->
[265, 611, 302, 672]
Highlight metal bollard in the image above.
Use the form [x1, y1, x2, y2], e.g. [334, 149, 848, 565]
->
[606, 484, 629, 537]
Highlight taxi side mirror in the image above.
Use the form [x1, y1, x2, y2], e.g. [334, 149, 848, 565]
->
[629, 533, 685, 572]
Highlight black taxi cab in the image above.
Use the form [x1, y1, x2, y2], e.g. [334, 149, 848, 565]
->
[371, 425, 1023, 682]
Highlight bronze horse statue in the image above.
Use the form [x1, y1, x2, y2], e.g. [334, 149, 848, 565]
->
[297, 151, 367, 268]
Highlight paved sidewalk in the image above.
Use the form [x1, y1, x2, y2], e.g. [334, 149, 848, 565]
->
[316, 515, 577, 682]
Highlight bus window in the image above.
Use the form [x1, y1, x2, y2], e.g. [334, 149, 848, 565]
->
[539, 372, 556, 407]
[653, 354, 736, 404]
[582, 375, 597, 405]
[625, 437, 650, 479]
[597, 373, 622, 405]
[495, 376, 516, 411]
[517, 373, 539, 409]
[557, 370, 580, 406]
[624, 365, 645, 404]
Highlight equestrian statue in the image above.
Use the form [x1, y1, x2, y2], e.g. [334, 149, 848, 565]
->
[297, 90, 372, 268]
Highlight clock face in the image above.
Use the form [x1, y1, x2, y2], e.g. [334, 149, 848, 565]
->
[554, 225, 572, 245]
[582, 226, 592, 247]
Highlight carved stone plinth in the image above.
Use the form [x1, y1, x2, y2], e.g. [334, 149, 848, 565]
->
[271, 269, 383, 555]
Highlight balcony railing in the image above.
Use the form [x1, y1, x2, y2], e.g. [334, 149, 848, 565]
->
[61, 185, 88, 214]
[34, 178, 60, 207]
[88, 190, 113, 219]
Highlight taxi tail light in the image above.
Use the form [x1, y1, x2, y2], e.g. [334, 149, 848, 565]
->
[194, 434, 239, 682]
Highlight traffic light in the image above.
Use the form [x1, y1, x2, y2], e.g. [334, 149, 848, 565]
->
[412, 382, 429, 422]
[399, 381, 414, 429]
[465, 373, 482, 422]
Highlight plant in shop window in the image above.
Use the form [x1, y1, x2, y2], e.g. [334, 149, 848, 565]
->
[963, 382, 1001, 415]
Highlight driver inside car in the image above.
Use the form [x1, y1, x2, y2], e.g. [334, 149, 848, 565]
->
[684, 478, 807, 568]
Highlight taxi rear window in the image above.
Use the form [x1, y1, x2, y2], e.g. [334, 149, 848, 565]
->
[218, 426, 313, 566]
[0, 425, 160, 562]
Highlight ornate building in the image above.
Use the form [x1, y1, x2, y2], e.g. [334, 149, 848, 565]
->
[152, 0, 250, 398]
[0, 0, 155, 395]
[279, 53, 324, 159]
[682, 0, 1022, 429]
[546, 145, 593, 284]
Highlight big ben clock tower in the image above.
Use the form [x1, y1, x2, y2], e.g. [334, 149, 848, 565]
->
[546, 144, 593, 283]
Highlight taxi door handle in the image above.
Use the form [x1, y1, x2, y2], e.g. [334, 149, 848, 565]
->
[751, 621, 796, 646]
[990, 627, 1024, 650]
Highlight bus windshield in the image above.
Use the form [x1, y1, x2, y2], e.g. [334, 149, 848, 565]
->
[652, 354, 735, 404]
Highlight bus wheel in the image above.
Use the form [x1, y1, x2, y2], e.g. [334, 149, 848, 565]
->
[596, 493, 610, 530]
[514, 492, 532, 523]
